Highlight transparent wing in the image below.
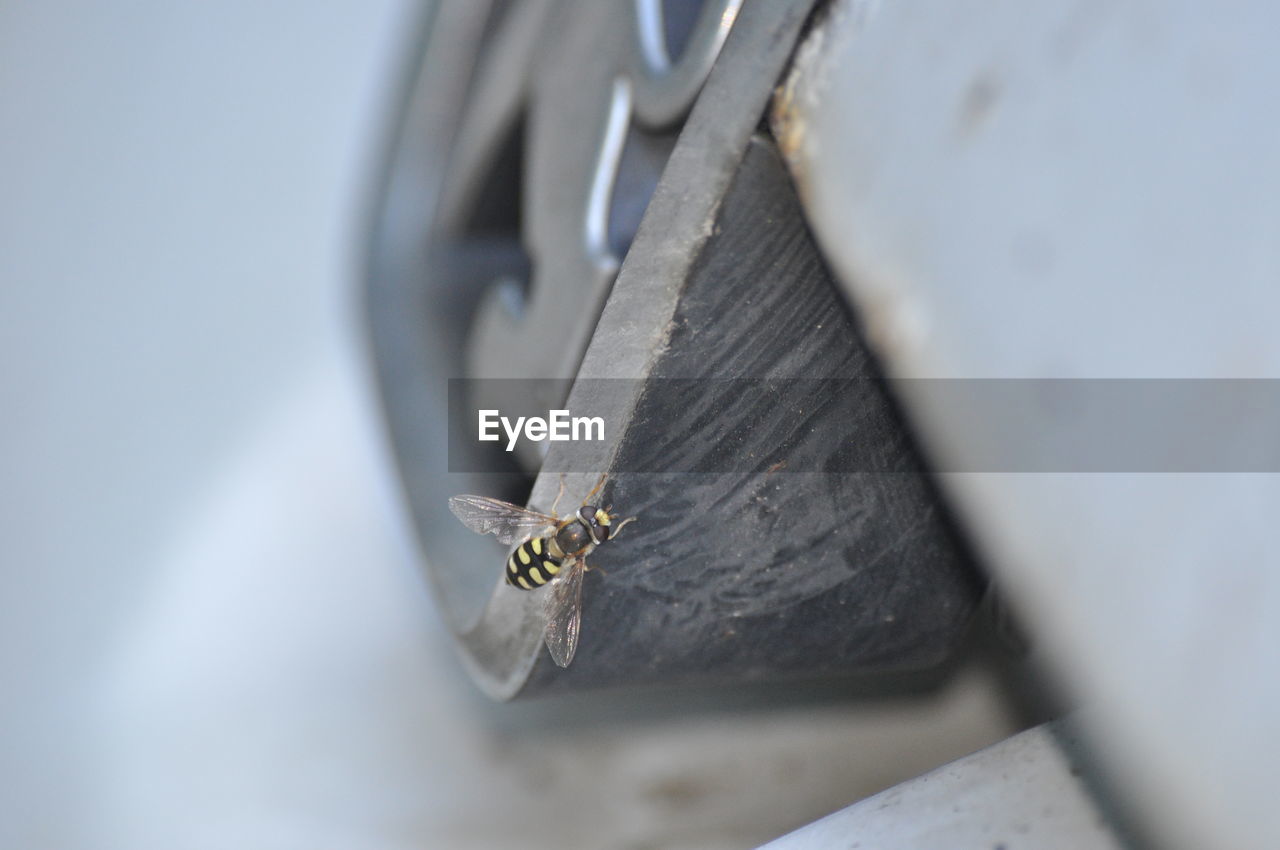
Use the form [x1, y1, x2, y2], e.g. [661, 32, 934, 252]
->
[543, 558, 585, 668]
[447, 495, 558, 545]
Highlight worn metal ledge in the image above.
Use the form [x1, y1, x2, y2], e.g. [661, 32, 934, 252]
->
[447, 0, 827, 699]
[763, 718, 1135, 850]
[771, 1, 1280, 847]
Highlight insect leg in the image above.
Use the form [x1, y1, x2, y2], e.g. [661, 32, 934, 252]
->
[583, 471, 608, 504]
[550, 472, 566, 516]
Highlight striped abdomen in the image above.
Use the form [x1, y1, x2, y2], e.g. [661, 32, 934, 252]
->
[506, 536, 564, 590]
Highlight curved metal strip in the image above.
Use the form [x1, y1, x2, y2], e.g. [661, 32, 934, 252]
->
[455, 0, 822, 699]
[629, 0, 745, 128]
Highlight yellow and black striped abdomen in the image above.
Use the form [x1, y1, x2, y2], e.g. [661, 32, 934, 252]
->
[506, 536, 564, 590]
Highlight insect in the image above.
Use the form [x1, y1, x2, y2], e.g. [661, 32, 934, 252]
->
[447, 475, 635, 667]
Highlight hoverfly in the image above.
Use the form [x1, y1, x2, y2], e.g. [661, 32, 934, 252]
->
[448, 475, 635, 667]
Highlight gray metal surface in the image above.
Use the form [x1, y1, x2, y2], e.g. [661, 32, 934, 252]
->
[461, 0, 743, 472]
[774, 1, 1280, 847]
[455, 0, 844, 697]
[369, 0, 722, 628]
[762, 719, 1132, 850]
[367, 0, 831, 699]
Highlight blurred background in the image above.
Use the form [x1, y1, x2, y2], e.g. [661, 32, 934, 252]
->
[0, 0, 426, 844]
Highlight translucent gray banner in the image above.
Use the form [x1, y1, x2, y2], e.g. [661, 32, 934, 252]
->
[447, 379, 1280, 472]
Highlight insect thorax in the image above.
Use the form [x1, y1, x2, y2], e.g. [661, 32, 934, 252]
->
[554, 520, 592, 556]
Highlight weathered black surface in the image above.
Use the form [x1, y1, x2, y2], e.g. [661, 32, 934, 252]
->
[522, 136, 981, 692]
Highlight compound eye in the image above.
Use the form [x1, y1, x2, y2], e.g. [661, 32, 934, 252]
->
[593, 509, 612, 541]
[576, 505, 608, 544]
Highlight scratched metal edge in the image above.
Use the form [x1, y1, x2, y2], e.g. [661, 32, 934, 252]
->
[453, 0, 825, 700]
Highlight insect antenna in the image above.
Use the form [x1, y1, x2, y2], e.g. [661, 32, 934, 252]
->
[610, 516, 637, 540]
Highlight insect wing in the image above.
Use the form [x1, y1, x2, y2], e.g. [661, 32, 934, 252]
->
[448, 495, 557, 545]
[543, 558, 585, 668]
